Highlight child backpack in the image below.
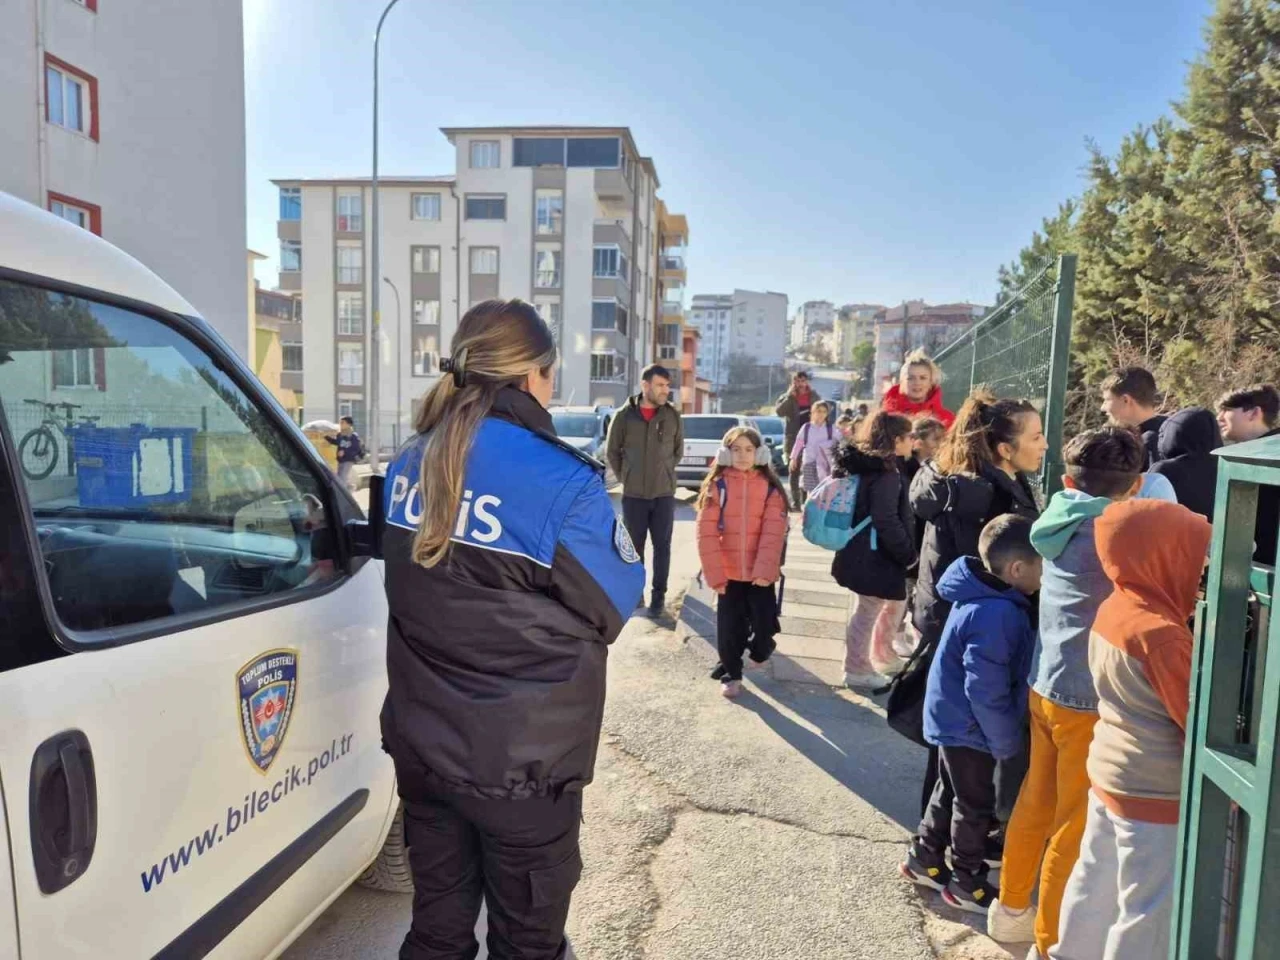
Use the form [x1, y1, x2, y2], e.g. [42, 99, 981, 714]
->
[801, 475, 877, 551]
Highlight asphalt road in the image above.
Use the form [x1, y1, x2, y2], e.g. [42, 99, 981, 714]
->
[288, 491, 1019, 959]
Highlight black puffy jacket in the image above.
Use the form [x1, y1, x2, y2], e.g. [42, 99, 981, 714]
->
[1150, 407, 1223, 522]
[380, 387, 645, 801]
[909, 460, 1040, 647]
[830, 445, 917, 601]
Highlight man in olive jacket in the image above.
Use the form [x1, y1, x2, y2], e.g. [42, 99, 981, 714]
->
[606, 364, 684, 617]
[775, 370, 821, 507]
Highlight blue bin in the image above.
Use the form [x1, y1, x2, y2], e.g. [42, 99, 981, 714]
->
[69, 424, 197, 508]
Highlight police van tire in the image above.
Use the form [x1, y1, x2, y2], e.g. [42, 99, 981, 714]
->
[357, 805, 414, 893]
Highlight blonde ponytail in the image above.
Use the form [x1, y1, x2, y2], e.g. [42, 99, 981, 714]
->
[411, 299, 556, 567]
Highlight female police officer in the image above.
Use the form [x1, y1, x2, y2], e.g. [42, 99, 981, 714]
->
[380, 299, 644, 960]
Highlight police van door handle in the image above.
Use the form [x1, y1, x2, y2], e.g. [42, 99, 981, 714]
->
[29, 730, 97, 894]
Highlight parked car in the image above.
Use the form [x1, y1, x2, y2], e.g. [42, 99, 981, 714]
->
[549, 405, 613, 459]
[752, 415, 789, 475]
[677, 413, 761, 489]
[0, 192, 402, 959]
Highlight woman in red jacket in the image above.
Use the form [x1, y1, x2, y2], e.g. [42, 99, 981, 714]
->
[697, 426, 790, 699]
[882, 350, 956, 428]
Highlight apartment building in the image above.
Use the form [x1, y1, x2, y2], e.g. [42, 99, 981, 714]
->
[689, 294, 733, 389]
[274, 127, 661, 450]
[656, 200, 690, 402]
[248, 252, 303, 423]
[833, 303, 882, 365]
[0, 0, 249, 357]
[873, 301, 985, 390]
[791, 300, 835, 350]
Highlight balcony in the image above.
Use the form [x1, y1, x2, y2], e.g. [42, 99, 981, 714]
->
[593, 218, 631, 250]
[594, 167, 634, 202]
[662, 299, 684, 318]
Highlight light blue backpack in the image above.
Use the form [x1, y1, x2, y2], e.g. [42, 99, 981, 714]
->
[801, 474, 878, 551]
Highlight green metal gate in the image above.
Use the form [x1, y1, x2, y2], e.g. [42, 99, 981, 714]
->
[933, 254, 1077, 495]
[1173, 435, 1280, 959]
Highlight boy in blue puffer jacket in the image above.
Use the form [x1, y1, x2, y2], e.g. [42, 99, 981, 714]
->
[900, 514, 1042, 914]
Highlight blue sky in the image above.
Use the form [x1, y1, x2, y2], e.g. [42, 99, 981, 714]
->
[244, 0, 1210, 308]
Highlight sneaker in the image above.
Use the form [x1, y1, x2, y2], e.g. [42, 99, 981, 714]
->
[648, 595, 666, 618]
[899, 846, 952, 892]
[745, 656, 769, 671]
[710, 663, 728, 681]
[940, 873, 998, 914]
[844, 670, 891, 691]
[1024, 947, 1044, 960]
[987, 899, 1036, 942]
[721, 680, 742, 699]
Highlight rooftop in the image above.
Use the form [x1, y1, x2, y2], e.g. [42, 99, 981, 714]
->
[271, 175, 455, 186]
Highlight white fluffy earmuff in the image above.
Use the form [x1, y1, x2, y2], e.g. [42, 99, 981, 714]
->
[715, 445, 773, 467]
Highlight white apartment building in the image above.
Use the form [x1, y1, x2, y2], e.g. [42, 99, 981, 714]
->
[0, 0, 249, 357]
[691, 288, 788, 389]
[275, 127, 661, 451]
[690, 294, 733, 389]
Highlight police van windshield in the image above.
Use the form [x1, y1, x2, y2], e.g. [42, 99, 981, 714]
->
[551, 413, 598, 438]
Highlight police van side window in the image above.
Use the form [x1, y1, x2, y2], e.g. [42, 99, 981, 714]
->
[0, 278, 338, 638]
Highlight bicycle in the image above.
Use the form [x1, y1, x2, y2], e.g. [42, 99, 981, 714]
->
[18, 400, 100, 481]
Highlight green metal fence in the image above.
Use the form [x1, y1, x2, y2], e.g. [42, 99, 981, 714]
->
[1174, 435, 1280, 959]
[934, 254, 1077, 495]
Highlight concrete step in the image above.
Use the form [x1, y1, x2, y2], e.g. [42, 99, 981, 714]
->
[779, 601, 846, 623]
[780, 576, 845, 595]
[772, 654, 846, 686]
[778, 616, 845, 640]
[774, 632, 846, 661]
[784, 589, 847, 609]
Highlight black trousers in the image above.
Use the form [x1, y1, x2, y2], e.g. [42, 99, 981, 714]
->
[716, 580, 779, 681]
[788, 462, 806, 509]
[916, 744, 997, 879]
[401, 788, 582, 960]
[621, 495, 675, 601]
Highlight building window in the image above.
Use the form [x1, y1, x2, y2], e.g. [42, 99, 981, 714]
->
[465, 195, 506, 220]
[567, 137, 621, 168]
[514, 138, 566, 167]
[535, 189, 563, 235]
[593, 245, 628, 279]
[49, 198, 89, 229]
[534, 297, 561, 329]
[337, 241, 362, 284]
[469, 140, 500, 169]
[470, 247, 498, 275]
[281, 342, 303, 372]
[592, 299, 631, 333]
[338, 399, 366, 434]
[535, 244, 561, 288]
[412, 246, 440, 274]
[52, 348, 96, 388]
[337, 291, 364, 335]
[279, 186, 301, 221]
[45, 58, 95, 139]
[281, 239, 302, 272]
[338, 344, 363, 386]
[411, 192, 441, 221]
[590, 351, 625, 382]
[336, 189, 363, 232]
[412, 334, 438, 377]
[412, 299, 440, 326]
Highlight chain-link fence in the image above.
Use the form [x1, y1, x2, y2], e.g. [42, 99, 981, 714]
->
[934, 254, 1078, 495]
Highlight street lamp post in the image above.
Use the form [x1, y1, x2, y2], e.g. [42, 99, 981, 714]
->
[369, 0, 403, 474]
[383, 276, 403, 449]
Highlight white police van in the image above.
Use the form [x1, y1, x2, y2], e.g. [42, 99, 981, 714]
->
[0, 192, 403, 958]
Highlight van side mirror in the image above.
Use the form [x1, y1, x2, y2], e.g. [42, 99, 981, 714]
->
[344, 473, 384, 559]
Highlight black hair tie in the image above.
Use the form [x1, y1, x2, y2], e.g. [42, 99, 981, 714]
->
[439, 348, 468, 388]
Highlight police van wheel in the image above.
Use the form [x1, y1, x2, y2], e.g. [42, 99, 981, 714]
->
[358, 804, 415, 893]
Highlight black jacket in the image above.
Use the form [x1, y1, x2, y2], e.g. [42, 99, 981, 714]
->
[1151, 408, 1223, 522]
[1138, 414, 1168, 471]
[380, 387, 645, 801]
[1253, 428, 1279, 565]
[909, 460, 1040, 646]
[831, 445, 917, 601]
[901, 454, 928, 570]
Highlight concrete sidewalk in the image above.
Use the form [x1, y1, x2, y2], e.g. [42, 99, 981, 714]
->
[680, 513, 853, 687]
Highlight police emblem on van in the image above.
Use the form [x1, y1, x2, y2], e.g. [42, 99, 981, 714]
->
[237, 649, 298, 774]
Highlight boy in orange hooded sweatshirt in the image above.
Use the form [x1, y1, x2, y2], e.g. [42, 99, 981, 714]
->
[1049, 499, 1212, 960]
[698, 426, 790, 699]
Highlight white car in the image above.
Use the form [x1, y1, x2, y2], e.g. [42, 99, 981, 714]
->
[676, 414, 761, 489]
[0, 192, 403, 959]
